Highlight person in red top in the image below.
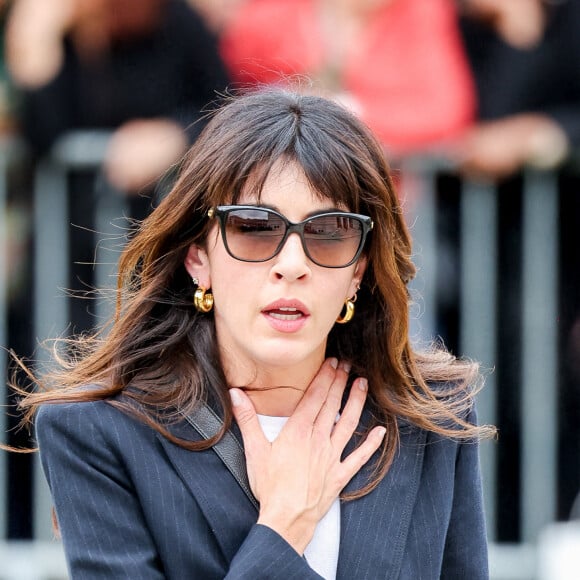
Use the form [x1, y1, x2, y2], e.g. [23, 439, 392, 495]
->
[220, 0, 476, 154]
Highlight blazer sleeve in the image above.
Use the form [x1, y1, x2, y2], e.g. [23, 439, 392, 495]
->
[441, 409, 489, 578]
[36, 402, 166, 579]
[226, 525, 323, 579]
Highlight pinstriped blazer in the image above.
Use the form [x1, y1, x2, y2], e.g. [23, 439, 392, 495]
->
[36, 398, 489, 579]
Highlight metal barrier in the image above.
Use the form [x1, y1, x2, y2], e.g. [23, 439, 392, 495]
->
[1, 131, 577, 578]
[31, 131, 128, 540]
[406, 164, 565, 546]
[0, 135, 27, 543]
[520, 172, 559, 542]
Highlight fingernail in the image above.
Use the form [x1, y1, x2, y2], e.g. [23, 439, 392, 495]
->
[229, 389, 242, 407]
[357, 378, 368, 391]
[376, 426, 386, 440]
[340, 361, 351, 373]
[329, 357, 338, 369]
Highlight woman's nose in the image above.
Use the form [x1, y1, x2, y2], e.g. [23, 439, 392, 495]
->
[270, 233, 311, 281]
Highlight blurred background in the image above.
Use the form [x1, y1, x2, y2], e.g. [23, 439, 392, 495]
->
[0, 0, 579, 578]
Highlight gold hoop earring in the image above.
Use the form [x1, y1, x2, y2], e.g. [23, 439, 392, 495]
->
[337, 288, 360, 325]
[194, 286, 214, 313]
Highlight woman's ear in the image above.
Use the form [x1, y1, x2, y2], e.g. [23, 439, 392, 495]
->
[350, 255, 368, 296]
[184, 244, 211, 287]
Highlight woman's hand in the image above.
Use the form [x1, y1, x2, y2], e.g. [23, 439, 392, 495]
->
[5, 0, 107, 88]
[461, 0, 546, 49]
[455, 115, 569, 180]
[104, 119, 188, 193]
[230, 358, 386, 555]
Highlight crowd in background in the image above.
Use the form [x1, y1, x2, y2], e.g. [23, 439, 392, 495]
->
[0, 0, 579, 545]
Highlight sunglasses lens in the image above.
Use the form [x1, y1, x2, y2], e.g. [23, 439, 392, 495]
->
[224, 208, 285, 261]
[304, 215, 363, 267]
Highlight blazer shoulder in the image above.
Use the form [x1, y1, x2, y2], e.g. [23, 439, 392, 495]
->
[35, 394, 156, 445]
[37, 395, 114, 422]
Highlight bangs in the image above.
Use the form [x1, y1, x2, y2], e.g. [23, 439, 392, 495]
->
[202, 102, 372, 213]
[227, 153, 363, 212]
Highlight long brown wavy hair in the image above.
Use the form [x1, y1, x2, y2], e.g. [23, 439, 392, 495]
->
[12, 88, 495, 497]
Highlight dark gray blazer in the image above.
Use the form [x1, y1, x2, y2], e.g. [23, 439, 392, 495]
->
[36, 398, 489, 579]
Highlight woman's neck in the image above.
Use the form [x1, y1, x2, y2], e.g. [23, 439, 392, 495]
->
[243, 385, 305, 417]
[225, 359, 324, 416]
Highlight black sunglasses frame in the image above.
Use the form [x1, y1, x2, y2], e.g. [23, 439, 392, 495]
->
[208, 205, 373, 268]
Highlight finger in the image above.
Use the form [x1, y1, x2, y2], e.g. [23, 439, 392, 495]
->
[314, 361, 351, 434]
[331, 377, 368, 450]
[289, 358, 339, 427]
[338, 426, 386, 484]
[229, 388, 268, 453]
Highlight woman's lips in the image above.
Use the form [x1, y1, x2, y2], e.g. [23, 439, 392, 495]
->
[262, 301, 310, 332]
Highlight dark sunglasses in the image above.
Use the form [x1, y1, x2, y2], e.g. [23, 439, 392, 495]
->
[208, 205, 373, 268]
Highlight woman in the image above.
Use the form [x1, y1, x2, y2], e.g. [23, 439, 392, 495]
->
[19, 89, 493, 578]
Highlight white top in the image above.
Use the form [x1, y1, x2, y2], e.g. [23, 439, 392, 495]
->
[257, 414, 340, 580]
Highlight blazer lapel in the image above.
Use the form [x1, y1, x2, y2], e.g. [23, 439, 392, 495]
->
[157, 418, 259, 564]
[337, 415, 427, 580]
